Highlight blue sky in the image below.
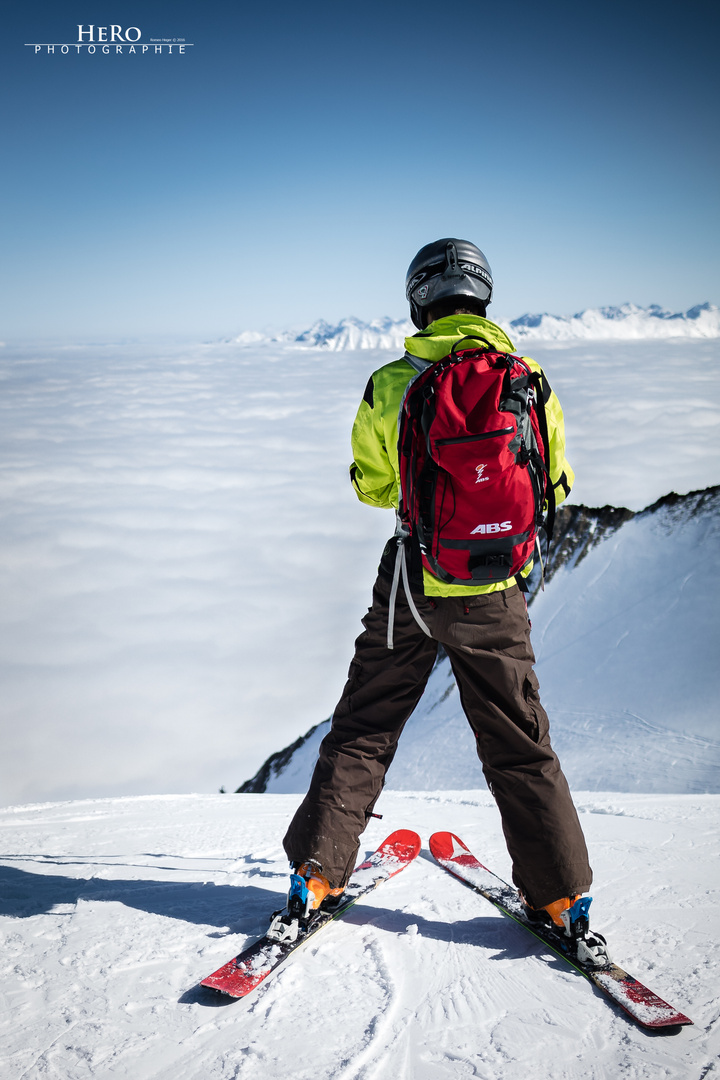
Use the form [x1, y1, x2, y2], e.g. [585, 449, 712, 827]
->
[1, 0, 718, 339]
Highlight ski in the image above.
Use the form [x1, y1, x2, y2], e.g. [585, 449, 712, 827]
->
[429, 831, 692, 1031]
[199, 829, 421, 999]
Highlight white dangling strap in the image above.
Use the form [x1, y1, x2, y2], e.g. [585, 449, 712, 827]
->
[400, 541, 433, 638]
[387, 539, 403, 650]
[387, 539, 433, 649]
[534, 533, 545, 592]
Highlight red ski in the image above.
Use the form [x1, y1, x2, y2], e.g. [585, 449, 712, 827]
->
[429, 831, 692, 1032]
[199, 829, 421, 999]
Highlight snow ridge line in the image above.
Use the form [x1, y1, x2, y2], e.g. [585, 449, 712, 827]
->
[225, 304, 720, 350]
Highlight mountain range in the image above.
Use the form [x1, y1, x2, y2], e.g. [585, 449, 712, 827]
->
[230, 302, 720, 350]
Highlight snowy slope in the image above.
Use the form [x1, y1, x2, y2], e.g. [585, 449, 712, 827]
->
[391, 487, 720, 795]
[1, 792, 718, 1079]
[229, 303, 720, 349]
[241, 487, 720, 796]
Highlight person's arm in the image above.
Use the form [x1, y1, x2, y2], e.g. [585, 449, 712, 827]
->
[523, 357, 574, 506]
[543, 383, 574, 506]
[349, 374, 398, 509]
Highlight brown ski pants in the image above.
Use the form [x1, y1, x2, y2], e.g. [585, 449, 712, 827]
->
[283, 576, 592, 908]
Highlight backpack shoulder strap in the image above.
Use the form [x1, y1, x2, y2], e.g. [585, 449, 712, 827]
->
[530, 370, 556, 552]
[402, 350, 434, 375]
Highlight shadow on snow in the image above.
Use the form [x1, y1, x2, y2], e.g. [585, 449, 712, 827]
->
[0, 861, 283, 935]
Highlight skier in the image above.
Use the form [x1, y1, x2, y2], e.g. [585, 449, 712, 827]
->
[282, 238, 596, 948]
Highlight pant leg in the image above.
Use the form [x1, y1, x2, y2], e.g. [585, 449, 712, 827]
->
[282, 575, 438, 887]
[438, 586, 592, 908]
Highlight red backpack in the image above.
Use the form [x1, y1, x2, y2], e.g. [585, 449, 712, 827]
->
[397, 336, 554, 589]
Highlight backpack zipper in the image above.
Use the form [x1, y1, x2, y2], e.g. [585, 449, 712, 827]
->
[435, 426, 514, 446]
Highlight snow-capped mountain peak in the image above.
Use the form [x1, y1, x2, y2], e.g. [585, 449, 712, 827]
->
[508, 302, 720, 341]
[229, 303, 720, 350]
[293, 316, 415, 350]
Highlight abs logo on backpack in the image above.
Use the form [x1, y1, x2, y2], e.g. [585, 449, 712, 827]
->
[471, 521, 512, 535]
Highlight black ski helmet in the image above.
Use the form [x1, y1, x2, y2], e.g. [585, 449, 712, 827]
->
[405, 238, 493, 330]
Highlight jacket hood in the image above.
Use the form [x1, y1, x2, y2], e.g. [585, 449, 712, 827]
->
[404, 314, 515, 362]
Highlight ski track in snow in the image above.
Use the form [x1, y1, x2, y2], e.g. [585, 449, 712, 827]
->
[1, 793, 718, 1079]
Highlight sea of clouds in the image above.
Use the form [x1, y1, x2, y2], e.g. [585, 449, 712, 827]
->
[1, 331, 718, 806]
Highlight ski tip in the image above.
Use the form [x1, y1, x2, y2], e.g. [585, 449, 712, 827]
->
[592, 967, 694, 1030]
[377, 829, 422, 862]
[199, 972, 258, 999]
[646, 1018, 694, 1033]
[660, 1020, 694, 1033]
[621, 1008, 694, 1033]
[429, 831, 484, 868]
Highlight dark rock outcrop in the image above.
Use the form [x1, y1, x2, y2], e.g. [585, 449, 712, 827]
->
[236, 721, 327, 793]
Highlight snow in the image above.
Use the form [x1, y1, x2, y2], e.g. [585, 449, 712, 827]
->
[2, 323, 720, 1077]
[227, 304, 720, 350]
[507, 302, 720, 341]
[531, 492, 720, 750]
[293, 316, 417, 351]
[1, 792, 718, 1078]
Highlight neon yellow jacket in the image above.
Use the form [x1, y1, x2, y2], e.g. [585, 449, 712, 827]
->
[349, 314, 574, 596]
